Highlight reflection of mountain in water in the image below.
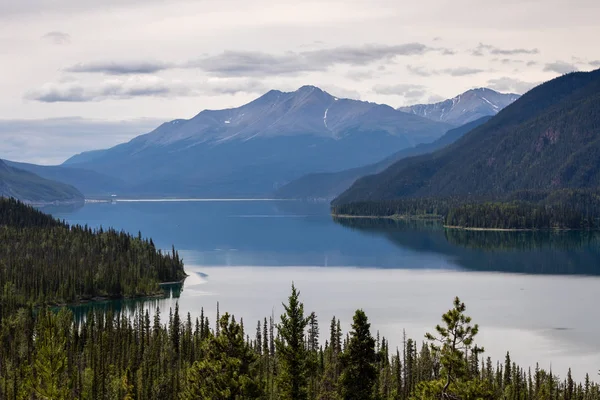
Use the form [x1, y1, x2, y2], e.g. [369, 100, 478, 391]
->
[333, 217, 600, 276]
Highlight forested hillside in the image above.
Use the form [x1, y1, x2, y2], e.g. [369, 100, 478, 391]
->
[332, 189, 600, 230]
[275, 116, 492, 200]
[0, 197, 185, 310]
[0, 286, 597, 400]
[335, 69, 600, 205]
[0, 159, 84, 203]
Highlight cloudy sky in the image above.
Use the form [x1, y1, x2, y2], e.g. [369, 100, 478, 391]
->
[0, 0, 598, 164]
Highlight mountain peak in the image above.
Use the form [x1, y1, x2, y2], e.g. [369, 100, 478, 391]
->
[398, 87, 520, 126]
[296, 85, 322, 92]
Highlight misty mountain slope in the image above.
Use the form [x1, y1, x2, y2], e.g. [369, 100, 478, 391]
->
[4, 160, 126, 197]
[334, 69, 600, 205]
[63, 86, 451, 197]
[274, 116, 492, 200]
[398, 88, 519, 126]
[0, 159, 84, 203]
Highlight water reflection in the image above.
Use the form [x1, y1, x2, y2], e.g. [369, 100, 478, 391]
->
[333, 217, 600, 276]
[67, 282, 184, 324]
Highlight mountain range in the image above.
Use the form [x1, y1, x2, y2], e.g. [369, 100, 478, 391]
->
[398, 88, 520, 126]
[0, 159, 83, 203]
[274, 116, 492, 200]
[334, 69, 600, 206]
[61, 86, 451, 197]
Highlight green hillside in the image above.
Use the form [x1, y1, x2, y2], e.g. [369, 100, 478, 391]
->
[0, 159, 84, 203]
[275, 117, 492, 200]
[334, 69, 600, 205]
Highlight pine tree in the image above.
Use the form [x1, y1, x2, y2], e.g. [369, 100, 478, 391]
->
[339, 309, 378, 400]
[276, 283, 310, 400]
[420, 296, 487, 400]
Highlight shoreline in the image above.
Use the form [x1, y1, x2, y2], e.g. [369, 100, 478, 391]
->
[331, 213, 442, 221]
[50, 276, 188, 307]
[332, 214, 585, 231]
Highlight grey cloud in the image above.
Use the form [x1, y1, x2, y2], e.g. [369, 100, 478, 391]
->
[589, 60, 600, 67]
[26, 78, 266, 103]
[63, 43, 443, 79]
[42, 31, 71, 45]
[187, 51, 318, 77]
[406, 65, 432, 77]
[27, 83, 185, 103]
[304, 43, 429, 65]
[346, 70, 375, 81]
[487, 77, 538, 94]
[427, 94, 445, 103]
[493, 58, 524, 65]
[527, 61, 538, 67]
[441, 67, 484, 76]
[373, 83, 426, 100]
[543, 61, 578, 74]
[186, 43, 437, 77]
[407, 65, 484, 77]
[0, 117, 163, 165]
[66, 61, 174, 75]
[472, 43, 539, 56]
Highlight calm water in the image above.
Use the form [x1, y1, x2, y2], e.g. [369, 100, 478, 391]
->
[49, 200, 600, 380]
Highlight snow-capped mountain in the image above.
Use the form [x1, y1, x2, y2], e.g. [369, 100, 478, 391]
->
[63, 86, 451, 197]
[398, 88, 520, 126]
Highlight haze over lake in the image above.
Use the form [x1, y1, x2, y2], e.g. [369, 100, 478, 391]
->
[49, 199, 600, 380]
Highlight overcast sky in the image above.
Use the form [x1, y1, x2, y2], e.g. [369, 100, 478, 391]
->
[0, 0, 599, 164]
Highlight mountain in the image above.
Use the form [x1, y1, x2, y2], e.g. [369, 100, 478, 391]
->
[4, 160, 126, 197]
[274, 116, 492, 200]
[334, 69, 600, 205]
[0, 159, 84, 203]
[63, 86, 452, 197]
[398, 88, 520, 126]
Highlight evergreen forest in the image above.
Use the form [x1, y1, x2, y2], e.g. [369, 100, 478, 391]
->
[0, 197, 186, 313]
[331, 189, 600, 230]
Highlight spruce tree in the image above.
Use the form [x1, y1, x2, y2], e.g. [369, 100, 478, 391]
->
[276, 283, 309, 400]
[339, 309, 377, 400]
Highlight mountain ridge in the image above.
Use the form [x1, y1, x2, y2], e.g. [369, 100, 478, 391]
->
[334, 69, 600, 206]
[398, 88, 520, 126]
[61, 86, 452, 197]
[274, 116, 493, 200]
[0, 159, 84, 203]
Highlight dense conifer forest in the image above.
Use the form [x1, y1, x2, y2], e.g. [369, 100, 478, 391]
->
[1, 286, 598, 400]
[331, 189, 600, 230]
[0, 197, 186, 312]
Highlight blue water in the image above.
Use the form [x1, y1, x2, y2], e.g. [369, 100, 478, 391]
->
[47, 199, 600, 380]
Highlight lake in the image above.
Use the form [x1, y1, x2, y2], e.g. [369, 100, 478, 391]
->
[48, 199, 600, 380]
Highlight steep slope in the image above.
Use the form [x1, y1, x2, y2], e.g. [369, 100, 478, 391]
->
[4, 160, 126, 197]
[398, 88, 519, 126]
[0, 159, 84, 203]
[335, 69, 600, 205]
[63, 86, 451, 197]
[274, 116, 492, 200]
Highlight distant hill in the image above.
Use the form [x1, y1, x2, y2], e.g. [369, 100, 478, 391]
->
[334, 69, 600, 205]
[0, 159, 84, 203]
[4, 160, 126, 197]
[398, 88, 519, 126]
[62, 86, 451, 197]
[274, 116, 492, 200]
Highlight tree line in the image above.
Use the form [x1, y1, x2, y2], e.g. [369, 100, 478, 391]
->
[0, 197, 186, 320]
[1, 286, 598, 399]
[331, 189, 600, 230]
